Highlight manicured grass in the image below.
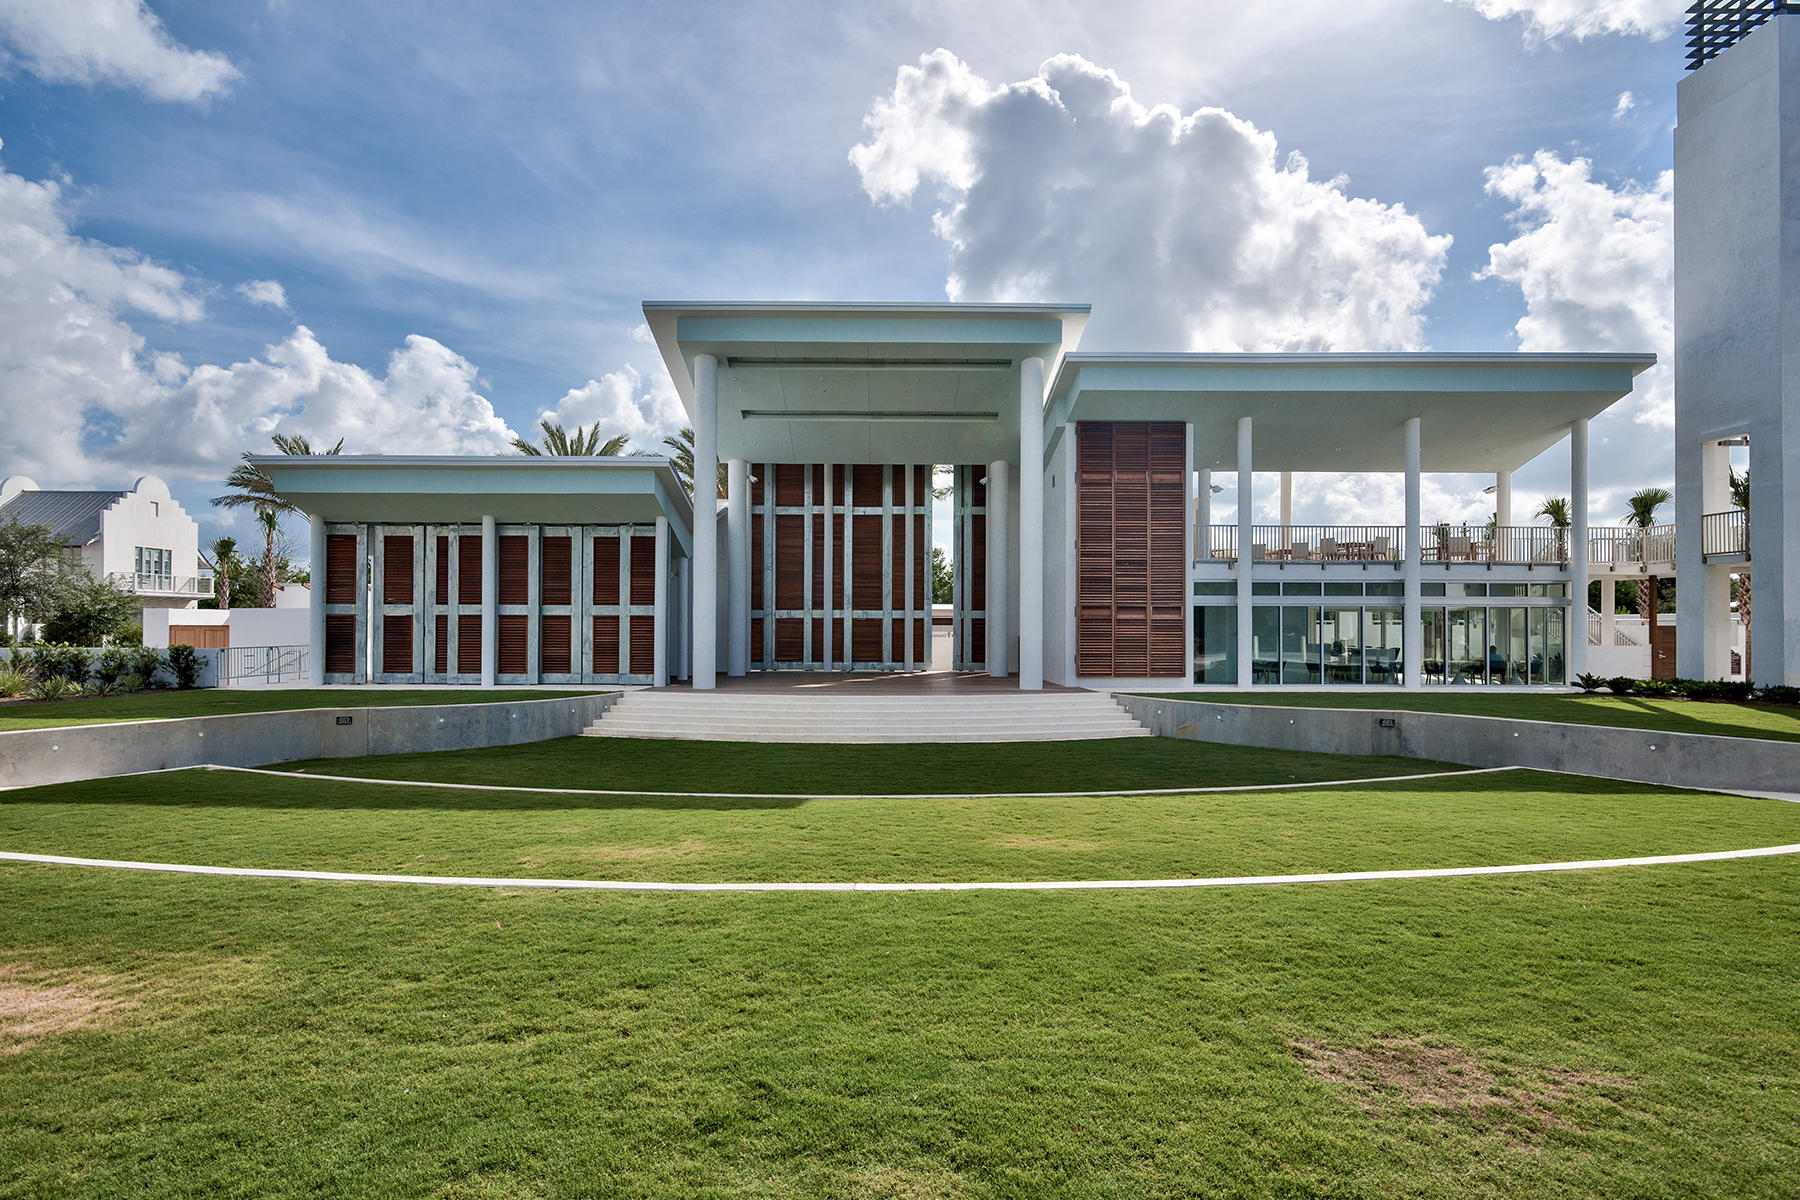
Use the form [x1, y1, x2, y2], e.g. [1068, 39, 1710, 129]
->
[2, 765, 1795, 883]
[2, 855, 1796, 1196]
[0, 688, 603, 732]
[1138, 689, 1800, 743]
[280, 734, 1456, 795]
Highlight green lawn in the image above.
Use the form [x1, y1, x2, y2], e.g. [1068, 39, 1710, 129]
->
[0, 688, 604, 732]
[3, 762, 1796, 884]
[1137, 689, 1800, 743]
[2, 855, 1796, 1197]
[279, 734, 1455, 796]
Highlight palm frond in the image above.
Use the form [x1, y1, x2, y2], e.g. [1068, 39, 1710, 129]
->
[1624, 487, 1672, 529]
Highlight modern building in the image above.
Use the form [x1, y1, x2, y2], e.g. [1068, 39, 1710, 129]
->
[268, 301, 1657, 690]
[1676, 0, 1800, 687]
[0, 474, 211, 630]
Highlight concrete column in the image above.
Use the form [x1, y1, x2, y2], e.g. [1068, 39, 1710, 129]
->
[653, 516, 669, 687]
[1403, 418, 1423, 689]
[692, 353, 719, 689]
[726, 458, 749, 677]
[822, 464, 834, 672]
[1495, 470, 1513, 528]
[1279, 471, 1293, 542]
[903, 462, 916, 672]
[986, 458, 1010, 677]
[1017, 356, 1046, 690]
[1236, 417, 1254, 688]
[1568, 418, 1590, 682]
[308, 513, 326, 685]
[677, 556, 691, 681]
[1599, 577, 1616, 649]
[479, 514, 496, 687]
[1195, 469, 1212, 561]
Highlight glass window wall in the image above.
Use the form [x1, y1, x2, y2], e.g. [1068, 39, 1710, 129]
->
[1193, 606, 1237, 683]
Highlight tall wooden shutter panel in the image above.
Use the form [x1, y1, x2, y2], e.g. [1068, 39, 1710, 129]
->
[382, 614, 413, 675]
[325, 535, 357, 605]
[435, 536, 450, 601]
[498, 537, 529, 606]
[458, 537, 482, 606]
[540, 537, 572, 605]
[324, 613, 357, 674]
[540, 615, 572, 675]
[629, 536, 657, 604]
[1075, 421, 1186, 678]
[592, 616, 621, 674]
[456, 614, 482, 674]
[382, 536, 413, 604]
[593, 537, 620, 604]
[629, 616, 655, 674]
[434, 614, 449, 674]
[497, 614, 528, 674]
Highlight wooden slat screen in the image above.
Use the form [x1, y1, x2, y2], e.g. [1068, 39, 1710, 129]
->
[168, 624, 228, 649]
[1075, 421, 1185, 678]
[593, 536, 620, 605]
[497, 614, 528, 675]
[458, 537, 482, 606]
[382, 614, 413, 675]
[629, 535, 657, 604]
[382, 536, 414, 605]
[540, 615, 572, 675]
[498, 536, 529, 606]
[541, 537, 572, 605]
[457, 614, 482, 675]
[324, 613, 356, 674]
[628, 615, 655, 674]
[593, 616, 620, 674]
[435, 536, 450, 600]
[325, 535, 357, 604]
[775, 515, 803, 608]
[434, 614, 448, 674]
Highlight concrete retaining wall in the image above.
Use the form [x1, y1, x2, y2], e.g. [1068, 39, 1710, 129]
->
[1115, 694, 1800, 795]
[0, 692, 621, 790]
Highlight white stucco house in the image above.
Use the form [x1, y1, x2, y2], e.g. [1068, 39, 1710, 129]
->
[0, 475, 211, 622]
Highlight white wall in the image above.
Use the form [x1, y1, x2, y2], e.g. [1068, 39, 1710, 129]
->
[99, 476, 202, 593]
[142, 606, 309, 648]
[1042, 435, 1071, 685]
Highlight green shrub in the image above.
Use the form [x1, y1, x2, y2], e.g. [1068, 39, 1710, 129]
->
[1574, 672, 1605, 693]
[93, 646, 133, 687]
[1606, 676, 1636, 696]
[1757, 685, 1800, 707]
[0, 667, 28, 697]
[131, 647, 165, 687]
[18, 644, 89, 684]
[166, 644, 202, 689]
[1636, 678, 1678, 698]
[27, 677, 81, 702]
[118, 673, 150, 694]
[1674, 678, 1753, 702]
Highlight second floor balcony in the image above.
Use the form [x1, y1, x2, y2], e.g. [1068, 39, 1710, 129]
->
[112, 571, 216, 598]
[1197, 524, 1572, 567]
[1702, 509, 1749, 561]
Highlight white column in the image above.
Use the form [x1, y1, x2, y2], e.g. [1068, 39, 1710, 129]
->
[1494, 469, 1513, 527]
[822, 464, 834, 672]
[1279, 471, 1293, 543]
[1017, 356, 1046, 690]
[904, 462, 917, 672]
[479, 514, 497, 687]
[308, 513, 326, 685]
[1195, 469, 1212, 561]
[1568, 418, 1589, 682]
[653, 516, 669, 687]
[1599, 577, 1616, 649]
[1403, 418, 1423, 689]
[691, 353, 719, 689]
[1236, 417, 1254, 687]
[726, 458, 749, 677]
[986, 458, 1010, 677]
[677, 556, 691, 681]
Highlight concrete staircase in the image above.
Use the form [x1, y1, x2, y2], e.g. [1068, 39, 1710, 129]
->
[581, 690, 1153, 743]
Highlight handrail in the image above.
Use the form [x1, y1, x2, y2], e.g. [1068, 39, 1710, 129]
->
[109, 572, 215, 596]
[1588, 524, 1676, 567]
[1195, 524, 1578, 566]
[1702, 509, 1748, 558]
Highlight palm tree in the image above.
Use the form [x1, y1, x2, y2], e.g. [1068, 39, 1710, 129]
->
[213, 433, 342, 605]
[511, 419, 629, 457]
[1535, 495, 1570, 563]
[209, 536, 237, 612]
[661, 427, 727, 499]
[1731, 465, 1751, 678]
[1624, 487, 1672, 624]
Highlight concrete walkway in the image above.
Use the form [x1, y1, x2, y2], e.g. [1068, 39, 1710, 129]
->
[3, 843, 1795, 894]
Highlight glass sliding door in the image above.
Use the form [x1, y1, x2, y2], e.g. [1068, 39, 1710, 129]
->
[1491, 607, 1527, 685]
[1445, 607, 1486, 685]
[1281, 606, 1321, 684]
[1193, 606, 1237, 684]
[1321, 607, 1361, 684]
[1529, 607, 1567, 685]
[1365, 607, 1404, 685]
[1251, 606, 1280, 684]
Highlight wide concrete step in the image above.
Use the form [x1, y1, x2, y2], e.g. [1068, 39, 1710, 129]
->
[581, 690, 1152, 743]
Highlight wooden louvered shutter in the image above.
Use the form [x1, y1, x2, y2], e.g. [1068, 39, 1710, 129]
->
[382, 536, 413, 605]
[498, 536, 528, 606]
[1146, 423, 1187, 675]
[497, 614, 528, 674]
[435, 536, 450, 601]
[629, 615, 655, 674]
[325, 613, 356, 674]
[325, 535, 357, 604]
[382, 614, 413, 674]
[629, 536, 656, 604]
[540, 615, 571, 675]
[540, 537, 572, 605]
[1076, 424, 1115, 677]
[456, 614, 481, 674]
[458, 537, 482, 605]
[592, 615, 620, 674]
[593, 536, 620, 604]
[434, 614, 448, 674]
[1075, 421, 1188, 678]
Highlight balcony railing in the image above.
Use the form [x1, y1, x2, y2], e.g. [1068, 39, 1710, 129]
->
[1588, 524, 1676, 568]
[1195, 524, 1573, 566]
[112, 572, 215, 596]
[1702, 509, 1749, 559]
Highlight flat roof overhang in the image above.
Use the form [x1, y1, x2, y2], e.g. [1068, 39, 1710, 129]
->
[1045, 352, 1658, 473]
[644, 301, 1090, 464]
[253, 456, 696, 553]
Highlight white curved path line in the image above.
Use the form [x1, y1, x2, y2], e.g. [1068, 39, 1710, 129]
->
[198, 763, 1518, 800]
[3, 843, 1796, 894]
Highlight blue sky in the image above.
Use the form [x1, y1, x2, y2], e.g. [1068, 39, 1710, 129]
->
[0, 0, 1687, 548]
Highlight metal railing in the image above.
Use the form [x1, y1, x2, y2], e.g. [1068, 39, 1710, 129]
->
[1702, 509, 1749, 558]
[112, 572, 215, 596]
[1421, 524, 1569, 565]
[1586, 607, 1642, 647]
[1196, 525, 1402, 564]
[217, 644, 308, 686]
[1588, 524, 1676, 567]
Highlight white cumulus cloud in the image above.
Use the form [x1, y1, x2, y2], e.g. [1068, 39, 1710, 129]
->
[850, 50, 1451, 352]
[1478, 151, 1673, 515]
[0, 0, 240, 103]
[1443, 0, 1686, 41]
[0, 152, 518, 490]
[236, 278, 288, 309]
[538, 367, 686, 453]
